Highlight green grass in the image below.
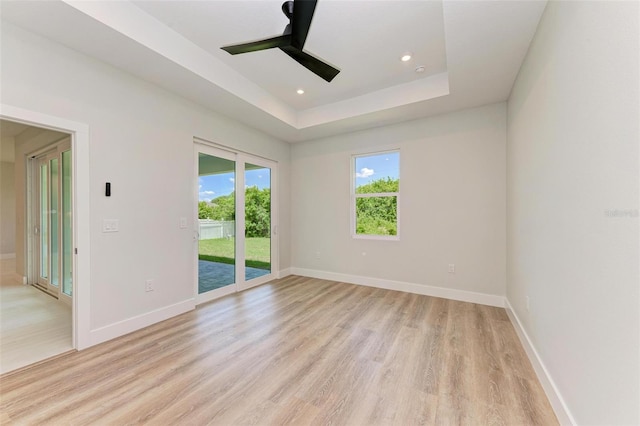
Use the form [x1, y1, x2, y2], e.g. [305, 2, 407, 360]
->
[198, 238, 271, 270]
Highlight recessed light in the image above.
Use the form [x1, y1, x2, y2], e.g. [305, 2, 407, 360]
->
[296, 89, 305, 95]
[415, 66, 426, 73]
[401, 52, 412, 62]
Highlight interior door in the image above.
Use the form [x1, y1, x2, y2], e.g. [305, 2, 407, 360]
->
[195, 143, 277, 303]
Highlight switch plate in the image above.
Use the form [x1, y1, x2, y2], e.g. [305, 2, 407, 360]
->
[102, 219, 119, 233]
[448, 264, 455, 273]
[145, 279, 154, 292]
[179, 217, 187, 229]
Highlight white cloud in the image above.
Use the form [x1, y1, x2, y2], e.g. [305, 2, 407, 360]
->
[229, 177, 235, 183]
[199, 190, 215, 201]
[356, 168, 374, 178]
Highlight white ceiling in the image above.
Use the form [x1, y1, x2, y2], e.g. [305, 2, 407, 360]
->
[0, 0, 547, 142]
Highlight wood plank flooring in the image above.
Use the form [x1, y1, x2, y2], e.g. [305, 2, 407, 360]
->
[0, 276, 558, 425]
[0, 259, 72, 374]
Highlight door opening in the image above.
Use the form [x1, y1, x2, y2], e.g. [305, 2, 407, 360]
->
[195, 141, 278, 305]
[1, 104, 91, 353]
[0, 116, 76, 374]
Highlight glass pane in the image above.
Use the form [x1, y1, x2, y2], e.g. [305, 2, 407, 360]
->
[40, 163, 48, 280]
[355, 196, 398, 236]
[50, 158, 59, 287]
[245, 164, 271, 281]
[354, 151, 399, 237]
[354, 151, 400, 192]
[62, 150, 73, 296]
[197, 153, 236, 294]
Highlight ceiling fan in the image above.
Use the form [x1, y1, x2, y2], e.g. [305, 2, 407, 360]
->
[221, 0, 340, 83]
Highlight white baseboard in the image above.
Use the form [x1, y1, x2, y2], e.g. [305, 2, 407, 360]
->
[88, 299, 195, 347]
[290, 267, 505, 308]
[278, 268, 292, 279]
[504, 299, 575, 425]
[0, 253, 16, 260]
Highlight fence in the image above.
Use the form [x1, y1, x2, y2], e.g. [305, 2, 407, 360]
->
[199, 220, 235, 240]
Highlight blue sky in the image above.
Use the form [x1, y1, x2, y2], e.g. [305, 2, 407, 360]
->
[199, 168, 270, 202]
[199, 153, 397, 201]
[355, 151, 399, 188]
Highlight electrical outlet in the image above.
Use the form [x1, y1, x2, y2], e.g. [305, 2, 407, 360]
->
[179, 217, 187, 229]
[315, 251, 320, 259]
[526, 296, 530, 312]
[145, 279, 154, 292]
[448, 264, 455, 273]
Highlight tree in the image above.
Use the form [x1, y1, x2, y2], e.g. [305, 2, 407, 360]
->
[355, 177, 399, 235]
[209, 194, 235, 221]
[198, 201, 215, 219]
[355, 177, 399, 194]
[199, 187, 271, 238]
[244, 186, 270, 238]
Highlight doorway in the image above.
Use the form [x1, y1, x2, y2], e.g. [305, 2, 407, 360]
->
[1, 104, 91, 370]
[195, 142, 277, 305]
[0, 119, 74, 374]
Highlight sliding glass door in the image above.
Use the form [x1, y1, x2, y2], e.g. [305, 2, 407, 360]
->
[243, 162, 272, 284]
[197, 149, 237, 299]
[195, 143, 277, 304]
[33, 142, 72, 302]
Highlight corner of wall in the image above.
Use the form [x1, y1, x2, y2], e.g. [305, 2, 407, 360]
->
[504, 298, 576, 425]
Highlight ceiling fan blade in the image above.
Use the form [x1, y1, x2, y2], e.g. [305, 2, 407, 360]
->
[280, 46, 340, 82]
[221, 35, 291, 55]
[291, 0, 317, 49]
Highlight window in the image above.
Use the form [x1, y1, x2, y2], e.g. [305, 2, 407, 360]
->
[351, 150, 400, 239]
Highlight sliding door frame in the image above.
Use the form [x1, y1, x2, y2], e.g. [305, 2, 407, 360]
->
[194, 139, 278, 305]
[28, 138, 72, 303]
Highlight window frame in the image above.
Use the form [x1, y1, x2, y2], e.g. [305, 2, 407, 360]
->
[350, 148, 401, 241]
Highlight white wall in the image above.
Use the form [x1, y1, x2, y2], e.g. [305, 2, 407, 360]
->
[291, 103, 506, 302]
[507, 1, 639, 424]
[0, 157, 16, 257]
[1, 22, 290, 338]
[1, 136, 16, 257]
[1, 136, 15, 162]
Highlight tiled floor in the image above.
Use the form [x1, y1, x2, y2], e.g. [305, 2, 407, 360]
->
[198, 260, 270, 293]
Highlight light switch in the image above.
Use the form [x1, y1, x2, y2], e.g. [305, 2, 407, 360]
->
[103, 219, 119, 233]
[179, 217, 187, 229]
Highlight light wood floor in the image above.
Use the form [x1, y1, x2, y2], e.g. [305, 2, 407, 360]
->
[0, 276, 557, 425]
[0, 258, 73, 375]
